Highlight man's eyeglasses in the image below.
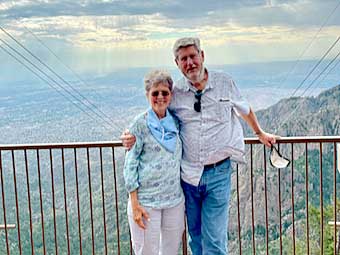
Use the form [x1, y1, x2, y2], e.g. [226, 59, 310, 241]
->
[194, 90, 202, 112]
[151, 91, 170, 97]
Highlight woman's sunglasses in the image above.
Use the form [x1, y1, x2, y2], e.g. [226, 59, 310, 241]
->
[151, 91, 170, 97]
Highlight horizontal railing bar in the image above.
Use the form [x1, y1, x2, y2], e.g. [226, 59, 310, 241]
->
[0, 224, 16, 229]
[328, 221, 340, 227]
[0, 141, 123, 150]
[0, 136, 339, 150]
[245, 136, 340, 144]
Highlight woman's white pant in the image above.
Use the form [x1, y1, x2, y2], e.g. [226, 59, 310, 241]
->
[127, 200, 185, 255]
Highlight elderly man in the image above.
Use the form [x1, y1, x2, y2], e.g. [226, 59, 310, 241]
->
[122, 37, 276, 255]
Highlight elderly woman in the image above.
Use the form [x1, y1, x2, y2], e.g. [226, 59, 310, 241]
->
[123, 70, 184, 255]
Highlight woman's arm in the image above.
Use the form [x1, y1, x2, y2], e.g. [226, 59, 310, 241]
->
[123, 116, 150, 229]
[123, 118, 144, 193]
[129, 190, 150, 229]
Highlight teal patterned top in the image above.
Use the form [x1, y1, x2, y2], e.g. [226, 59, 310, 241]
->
[123, 111, 184, 209]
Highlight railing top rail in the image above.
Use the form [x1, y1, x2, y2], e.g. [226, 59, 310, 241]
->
[0, 136, 339, 150]
[0, 141, 123, 150]
[245, 135, 340, 144]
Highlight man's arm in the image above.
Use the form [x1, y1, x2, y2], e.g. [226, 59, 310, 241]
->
[240, 108, 278, 147]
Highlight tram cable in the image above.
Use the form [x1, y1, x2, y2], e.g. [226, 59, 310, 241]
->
[0, 43, 114, 131]
[0, 26, 122, 136]
[0, 26, 122, 134]
[0, 38, 118, 133]
[21, 24, 109, 105]
[274, 0, 340, 95]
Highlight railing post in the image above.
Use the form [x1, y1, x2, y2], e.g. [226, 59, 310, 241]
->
[24, 149, 34, 255]
[236, 164, 242, 255]
[0, 150, 10, 255]
[36, 149, 46, 255]
[182, 224, 188, 255]
[11, 150, 22, 255]
[250, 144, 256, 255]
[320, 143, 324, 255]
[291, 143, 296, 255]
[264, 145, 269, 255]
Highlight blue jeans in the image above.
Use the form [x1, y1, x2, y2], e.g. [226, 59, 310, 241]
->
[181, 159, 231, 255]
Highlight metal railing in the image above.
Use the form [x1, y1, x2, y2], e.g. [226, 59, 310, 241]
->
[0, 136, 339, 255]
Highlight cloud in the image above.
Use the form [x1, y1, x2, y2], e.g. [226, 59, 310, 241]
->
[0, 0, 32, 12]
[193, 0, 340, 28]
[1, 1, 339, 31]
[2, 1, 338, 52]
[0, 0, 266, 19]
[0, 0, 339, 69]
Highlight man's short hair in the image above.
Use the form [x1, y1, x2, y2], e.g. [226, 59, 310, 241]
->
[173, 37, 201, 58]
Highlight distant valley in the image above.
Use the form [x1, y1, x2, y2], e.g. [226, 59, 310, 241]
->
[1, 62, 339, 254]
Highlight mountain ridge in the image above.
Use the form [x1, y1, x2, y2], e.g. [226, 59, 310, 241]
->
[243, 84, 340, 137]
[230, 84, 340, 253]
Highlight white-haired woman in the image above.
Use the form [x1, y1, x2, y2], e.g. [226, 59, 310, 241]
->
[123, 70, 184, 255]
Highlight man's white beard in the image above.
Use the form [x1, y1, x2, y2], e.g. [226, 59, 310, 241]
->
[187, 65, 205, 84]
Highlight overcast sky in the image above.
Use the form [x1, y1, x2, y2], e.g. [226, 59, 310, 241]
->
[1, 0, 340, 76]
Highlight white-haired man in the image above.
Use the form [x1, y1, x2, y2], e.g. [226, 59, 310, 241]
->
[122, 37, 276, 255]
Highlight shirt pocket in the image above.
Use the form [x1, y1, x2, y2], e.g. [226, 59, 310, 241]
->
[218, 100, 232, 123]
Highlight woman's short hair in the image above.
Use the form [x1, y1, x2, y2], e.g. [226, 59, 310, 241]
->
[144, 70, 173, 92]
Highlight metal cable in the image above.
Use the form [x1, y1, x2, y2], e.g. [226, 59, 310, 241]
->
[275, 1, 340, 94]
[0, 26, 121, 133]
[0, 39, 118, 132]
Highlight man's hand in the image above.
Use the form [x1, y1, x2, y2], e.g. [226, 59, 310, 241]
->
[241, 108, 279, 147]
[131, 202, 150, 230]
[256, 131, 279, 147]
[120, 129, 136, 150]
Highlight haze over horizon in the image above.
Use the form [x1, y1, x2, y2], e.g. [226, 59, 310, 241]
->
[1, 1, 340, 143]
